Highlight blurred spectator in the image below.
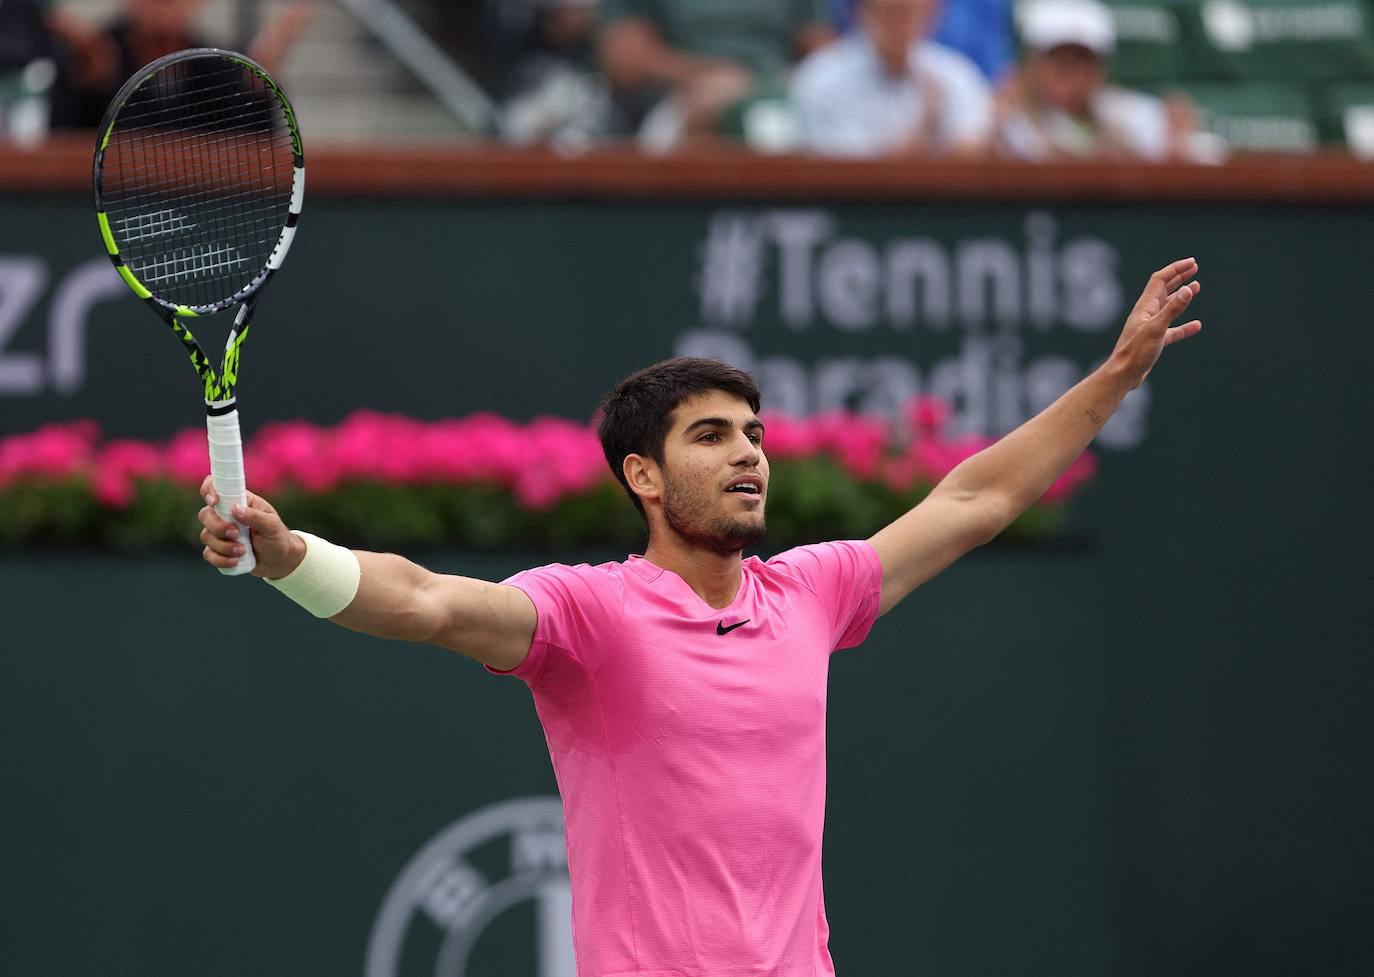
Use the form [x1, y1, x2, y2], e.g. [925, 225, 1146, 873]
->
[995, 0, 1219, 162]
[828, 0, 1012, 81]
[792, 0, 992, 158]
[496, 0, 611, 148]
[0, 0, 73, 141]
[52, 0, 316, 129]
[597, 0, 834, 150]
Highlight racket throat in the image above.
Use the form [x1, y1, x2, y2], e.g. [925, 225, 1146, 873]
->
[218, 304, 253, 398]
[168, 303, 253, 403]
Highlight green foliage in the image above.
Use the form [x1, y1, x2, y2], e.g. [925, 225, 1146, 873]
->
[0, 478, 93, 544]
[0, 466, 1075, 553]
[764, 457, 916, 545]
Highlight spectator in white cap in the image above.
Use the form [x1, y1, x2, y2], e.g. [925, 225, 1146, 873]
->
[995, 0, 1216, 161]
[791, 0, 993, 158]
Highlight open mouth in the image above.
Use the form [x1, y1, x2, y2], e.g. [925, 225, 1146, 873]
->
[724, 479, 763, 496]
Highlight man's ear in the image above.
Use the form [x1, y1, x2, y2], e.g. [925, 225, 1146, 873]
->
[623, 453, 662, 506]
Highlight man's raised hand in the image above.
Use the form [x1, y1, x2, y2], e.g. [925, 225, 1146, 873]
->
[198, 474, 305, 579]
[1111, 257, 1203, 389]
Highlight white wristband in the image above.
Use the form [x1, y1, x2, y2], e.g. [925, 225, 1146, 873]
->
[263, 530, 361, 618]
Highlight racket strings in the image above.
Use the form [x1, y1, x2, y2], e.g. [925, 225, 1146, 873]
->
[109, 120, 295, 177]
[108, 193, 284, 239]
[101, 57, 295, 311]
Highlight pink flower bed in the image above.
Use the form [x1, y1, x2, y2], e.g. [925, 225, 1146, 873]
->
[0, 398, 1095, 510]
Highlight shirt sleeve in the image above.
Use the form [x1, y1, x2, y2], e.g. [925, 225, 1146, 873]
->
[768, 539, 883, 651]
[484, 562, 626, 688]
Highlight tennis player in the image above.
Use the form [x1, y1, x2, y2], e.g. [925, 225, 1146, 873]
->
[198, 257, 1201, 974]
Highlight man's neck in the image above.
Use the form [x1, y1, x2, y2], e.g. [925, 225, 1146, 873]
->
[642, 537, 743, 610]
[867, 33, 914, 79]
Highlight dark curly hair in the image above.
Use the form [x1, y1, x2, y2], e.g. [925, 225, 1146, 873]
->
[596, 357, 761, 521]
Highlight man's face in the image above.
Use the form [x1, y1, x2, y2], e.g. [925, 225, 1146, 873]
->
[656, 390, 769, 555]
[861, 0, 938, 72]
[1033, 44, 1105, 114]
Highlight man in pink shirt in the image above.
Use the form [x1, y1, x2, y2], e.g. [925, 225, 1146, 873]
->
[198, 258, 1203, 975]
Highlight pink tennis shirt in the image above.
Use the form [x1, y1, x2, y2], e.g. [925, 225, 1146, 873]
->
[485, 540, 884, 977]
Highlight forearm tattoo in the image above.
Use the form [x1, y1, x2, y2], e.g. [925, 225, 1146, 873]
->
[1085, 408, 1105, 425]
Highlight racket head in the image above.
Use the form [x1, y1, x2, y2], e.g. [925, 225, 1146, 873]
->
[93, 48, 304, 319]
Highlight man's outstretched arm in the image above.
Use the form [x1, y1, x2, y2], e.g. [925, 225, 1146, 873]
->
[869, 257, 1203, 616]
[198, 480, 536, 672]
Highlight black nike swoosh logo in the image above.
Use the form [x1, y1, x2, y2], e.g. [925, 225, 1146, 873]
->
[716, 619, 750, 635]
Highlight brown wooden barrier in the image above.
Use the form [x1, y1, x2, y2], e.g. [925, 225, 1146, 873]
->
[4, 134, 1374, 202]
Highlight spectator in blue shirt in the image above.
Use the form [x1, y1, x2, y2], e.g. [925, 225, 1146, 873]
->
[794, 0, 993, 157]
[829, 0, 1012, 80]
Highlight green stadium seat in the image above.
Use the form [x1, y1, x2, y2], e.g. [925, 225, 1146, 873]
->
[1100, 0, 1203, 84]
[1190, 0, 1374, 82]
[1174, 81, 1320, 151]
[1321, 83, 1374, 155]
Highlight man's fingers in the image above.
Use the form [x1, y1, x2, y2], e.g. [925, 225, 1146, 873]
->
[231, 501, 277, 530]
[201, 480, 273, 517]
[1155, 258, 1199, 296]
[245, 490, 275, 514]
[1155, 257, 1197, 285]
[1157, 280, 1199, 322]
[198, 503, 238, 538]
[1133, 258, 1197, 317]
[197, 478, 275, 567]
[200, 526, 245, 557]
[203, 544, 240, 569]
[1163, 269, 1192, 293]
[1163, 320, 1203, 347]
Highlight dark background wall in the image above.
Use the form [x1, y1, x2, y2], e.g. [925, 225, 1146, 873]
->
[2, 183, 1370, 976]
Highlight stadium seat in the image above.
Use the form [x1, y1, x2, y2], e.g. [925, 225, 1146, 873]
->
[1321, 82, 1374, 155]
[1100, 0, 1201, 84]
[1173, 81, 1320, 152]
[1191, 0, 1374, 82]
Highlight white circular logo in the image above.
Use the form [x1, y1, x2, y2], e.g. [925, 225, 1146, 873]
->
[1203, 0, 1257, 51]
[366, 796, 574, 977]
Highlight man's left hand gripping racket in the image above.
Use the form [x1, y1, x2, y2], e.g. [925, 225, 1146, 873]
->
[93, 48, 303, 575]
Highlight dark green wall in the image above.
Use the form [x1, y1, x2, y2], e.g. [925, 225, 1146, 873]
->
[3, 540, 1369, 975]
[2, 191, 1370, 975]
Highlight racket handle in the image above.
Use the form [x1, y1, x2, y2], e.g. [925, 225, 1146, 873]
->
[206, 403, 257, 576]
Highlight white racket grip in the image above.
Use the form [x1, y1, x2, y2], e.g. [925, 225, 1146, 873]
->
[206, 406, 257, 576]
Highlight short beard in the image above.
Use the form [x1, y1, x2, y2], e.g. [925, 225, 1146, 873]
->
[661, 475, 766, 556]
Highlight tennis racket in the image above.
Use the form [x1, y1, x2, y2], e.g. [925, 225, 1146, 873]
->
[93, 48, 303, 576]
